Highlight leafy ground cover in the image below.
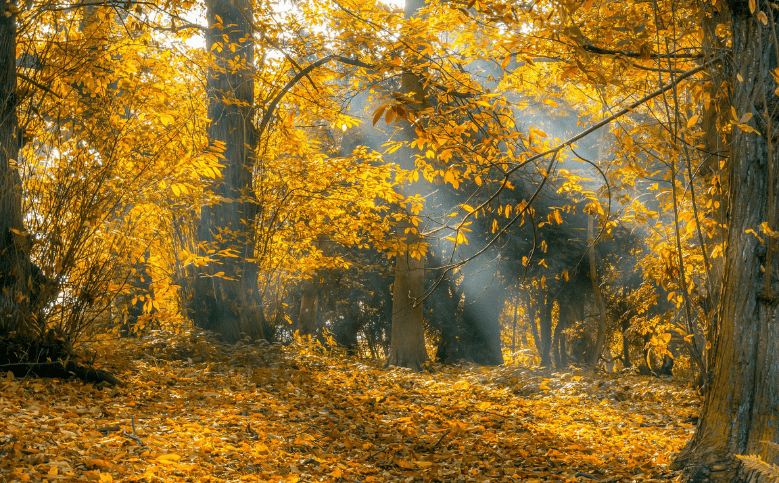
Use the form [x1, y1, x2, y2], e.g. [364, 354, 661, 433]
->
[0, 332, 699, 482]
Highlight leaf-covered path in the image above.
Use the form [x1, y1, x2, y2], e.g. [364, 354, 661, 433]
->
[0, 333, 698, 482]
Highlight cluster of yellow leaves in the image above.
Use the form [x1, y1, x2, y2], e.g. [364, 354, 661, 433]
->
[0, 332, 698, 482]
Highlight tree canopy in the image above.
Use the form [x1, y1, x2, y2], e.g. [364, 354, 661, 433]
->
[1, 0, 778, 480]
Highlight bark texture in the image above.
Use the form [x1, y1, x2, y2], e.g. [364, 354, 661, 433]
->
[672, 2, 779, 480]
[587, 214, 607, 367]
[386, 0, 430, 370]
[387, 238, 428, 369]
[538, 294, 553, 367]
[0, 0, 32, 335]
[0, 4, 118, 385]
[189, 0, 272, 342]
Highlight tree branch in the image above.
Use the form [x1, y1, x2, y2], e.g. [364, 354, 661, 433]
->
[257, 55, 374, 139]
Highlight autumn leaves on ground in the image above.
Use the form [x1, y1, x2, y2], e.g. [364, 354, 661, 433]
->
[1, 331, 698, 483]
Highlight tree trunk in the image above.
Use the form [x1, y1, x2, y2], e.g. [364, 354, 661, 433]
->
[298, 237, 326, 336]
[672, 2, 779, 480]
[587, 214, 607, 367]
[298, 280, 320, 336]
[621, 317, 632, 368]
[386, 0, 429, 370]
[538, 294, 553, 367]
[0, 0, 38, 338]
[0, 4, 120, 385]
[189, 0, 272, 343]
[512, 293, 518, 354]
[524, 290, 542, 356]
[388, 244, 428, 369]
[553, 302, 570, 368]
[700, 0, 732, 380]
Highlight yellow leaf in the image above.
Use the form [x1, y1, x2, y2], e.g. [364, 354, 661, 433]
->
[740, 112, 753, 123]
[501, 53, 511, 70]
[416, 461, 434, 468]
[157, 454, 182, 462]
[737, 123, 762, 135]
[453, 379, 470, 390]
[758, 11, 768, 24]
[372, 105, 386, 126]
[686, 115, 698, 128]
[749, 0, 756, 13]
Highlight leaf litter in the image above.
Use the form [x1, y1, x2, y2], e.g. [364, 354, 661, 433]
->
[0, 331, 698, 482]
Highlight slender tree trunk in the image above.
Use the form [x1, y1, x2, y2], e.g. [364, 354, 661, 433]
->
[621, 318, 632, 368]
[538, 294, 553, 367]
[386, 0, 429, 370]
[553, 301, 569, 368]
[188, 0, 272, 342]
[587, 214, 607, 367]
[673, 2, 779, 480]
[512, 293, 518, 354]
[524, 290, 542, 355]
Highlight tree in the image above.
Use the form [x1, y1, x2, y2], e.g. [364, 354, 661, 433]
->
[0, 0, 38, 343]
[187, 0, 272, 342]
[672, 0, 779, 480]
[385, 0, 430, 370]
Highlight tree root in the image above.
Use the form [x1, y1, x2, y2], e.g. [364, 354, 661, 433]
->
[0, 360, 122, 385]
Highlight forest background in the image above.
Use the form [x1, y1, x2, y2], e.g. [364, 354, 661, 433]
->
[0, 0, 778, 481]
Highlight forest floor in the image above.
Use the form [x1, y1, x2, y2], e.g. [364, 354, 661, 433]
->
[0, 331, 700, 482]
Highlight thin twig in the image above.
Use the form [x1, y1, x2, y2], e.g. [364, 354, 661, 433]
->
[428, 430, 450, 451]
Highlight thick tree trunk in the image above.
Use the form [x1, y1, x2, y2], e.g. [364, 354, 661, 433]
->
[298, 237, 326, 336]
[189, 0, 272, 343]
[700, 0, 732, 378]
[0, 0, 38, 337]
[386, 0, 429, 370]
[388, 238, 428, 369]
[298, 281, 320, 336]
[0, 4, 119, 385]
[673, 2, 779, 480]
